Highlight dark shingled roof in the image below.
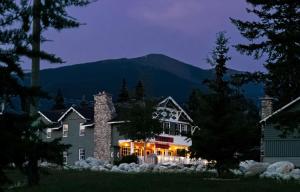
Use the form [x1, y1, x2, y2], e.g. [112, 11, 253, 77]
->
[40, 105, 94, 123]
[41, 109, 67, 122]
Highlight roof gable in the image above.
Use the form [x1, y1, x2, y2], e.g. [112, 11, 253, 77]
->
[58, 107, 86, 121]
[155, 96, 193, 123]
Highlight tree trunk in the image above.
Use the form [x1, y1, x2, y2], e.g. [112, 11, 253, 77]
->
[27, 148, 40, 186]
[31, 0, 41, 114]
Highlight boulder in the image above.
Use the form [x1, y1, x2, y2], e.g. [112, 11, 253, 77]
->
[290, 169, 300, 180]
[74, 160, 90, 169]
[118, 163, 130, 171]
[111, 166, 123, 172]
[265, 161, 294, 174]
[244, 162, 269, 177]
[86, 157, 105, 166]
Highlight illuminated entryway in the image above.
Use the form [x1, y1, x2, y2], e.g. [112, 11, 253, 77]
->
[119, 140, 190, 164]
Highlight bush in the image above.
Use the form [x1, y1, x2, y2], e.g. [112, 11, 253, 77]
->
[114, 154, 139, 165]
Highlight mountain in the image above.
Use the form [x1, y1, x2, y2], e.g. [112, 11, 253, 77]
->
[29, 54, 263, 108]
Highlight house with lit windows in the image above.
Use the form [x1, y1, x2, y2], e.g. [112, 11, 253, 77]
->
[39, 91, 196, 165]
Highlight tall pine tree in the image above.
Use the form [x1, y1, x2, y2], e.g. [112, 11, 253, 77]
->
[52, 89, 65, 110]
[117, 79, 130, 103]
[135, 80, 145, 101]
[231, 1, 300, 108]
[18, 0, 92, 113]
[189, 32, 260, 175]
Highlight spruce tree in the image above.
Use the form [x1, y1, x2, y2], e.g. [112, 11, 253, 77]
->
[117, 100, 162, 161]
[0, 1, 72, 187]
[231, 1, 300, 108]
[18, 0, 92, 113]
[52, 89, 65, 110]
[135, 80, 145, 101]
[80, 95, 89, 108]
[117, 79, 130, 103]
[189, 32, 260, 175]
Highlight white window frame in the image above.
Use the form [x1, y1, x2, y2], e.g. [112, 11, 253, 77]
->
[63, 124, 68, 137]
[63, 151, 68, 165]
[79, 148, 85, 161]
[163, 122, 171, 134]
[46, 128, 52, 138]
[79, 123, 85, 136]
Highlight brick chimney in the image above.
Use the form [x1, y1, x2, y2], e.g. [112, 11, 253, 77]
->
[93, 91, 116, 161]
[260, 95, 274, 119]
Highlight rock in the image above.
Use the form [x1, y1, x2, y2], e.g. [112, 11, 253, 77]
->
[244, 162, 269, 177]
[266, 161, 294, 174]
[86, 157, 105, 166]
[239, 160, 257, 173]
[74, 160, 90, 169]
[104, 163, 113, 170]
[119, 163, 130, 171]
[290, 169, 300, 180]
[111, 166, 122, 172]
[90, 166, 99, 171]
[230, 169, 243, 176]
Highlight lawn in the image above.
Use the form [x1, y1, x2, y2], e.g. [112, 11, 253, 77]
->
[5, 170, 300, 192]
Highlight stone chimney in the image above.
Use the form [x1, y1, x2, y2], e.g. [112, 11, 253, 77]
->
[94, 91, 116, 161]
[260, 95, 274, 119]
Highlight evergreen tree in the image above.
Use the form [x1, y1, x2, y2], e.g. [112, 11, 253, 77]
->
[117, 100, 162, 160]
[18, 0, 92, 113]
[80, 95, 89, 108]
[231, 1, 300, 108]
[189, 32, 260, 175]
[52, 89, 65, 110]
[135, 80, 145, 101]
[117, 79, 130, 103]
[0, 1, 71, 188]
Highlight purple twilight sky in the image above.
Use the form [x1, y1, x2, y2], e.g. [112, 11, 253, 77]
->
[22, 0, 265, 72]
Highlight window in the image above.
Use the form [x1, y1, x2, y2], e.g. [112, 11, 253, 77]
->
[175, 124, 180, 135]
[120, 146, 130, 157]
[63, 124, 68, 137]
[79, 148, 85, 161]
[63, 151, 68, 165]
[163, 122, 170, 134]
[46, 128, 52, 138]
[79, 123, 85, 136]
[181, 124, 188, 135]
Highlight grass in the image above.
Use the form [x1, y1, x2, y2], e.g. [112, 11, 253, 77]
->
[4, 170, 300, 192]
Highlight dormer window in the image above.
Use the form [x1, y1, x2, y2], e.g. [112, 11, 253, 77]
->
[46, 128, 52, 138]
[63, 124, 68, 137]
[79, 123, 85, 136]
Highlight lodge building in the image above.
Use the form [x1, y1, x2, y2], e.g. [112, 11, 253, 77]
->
[39, 91, 196, 165]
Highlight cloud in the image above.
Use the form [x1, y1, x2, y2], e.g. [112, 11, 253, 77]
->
[128, 0, 203, 33]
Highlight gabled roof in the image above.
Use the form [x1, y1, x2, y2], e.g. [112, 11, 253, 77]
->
[157, 96, 193, 123]
[39, 106, 94, 123]
[260, 96, 300, 123]
[39, 109, 67, 123]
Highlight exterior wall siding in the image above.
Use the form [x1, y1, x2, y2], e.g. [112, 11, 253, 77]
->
[42, 111, 94, 165]
[262, 101, 300, 166]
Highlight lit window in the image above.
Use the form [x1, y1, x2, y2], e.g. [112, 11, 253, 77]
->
[79, 148, 85, 160]
[63, 124, 68, 137]
[120, 146, 130, 157]
[46, 128, 52, 138]
[63, 151, 68, 165]
[79, 123, 85, 136]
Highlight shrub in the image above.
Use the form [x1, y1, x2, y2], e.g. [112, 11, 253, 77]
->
[118, 155, 139, 165]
